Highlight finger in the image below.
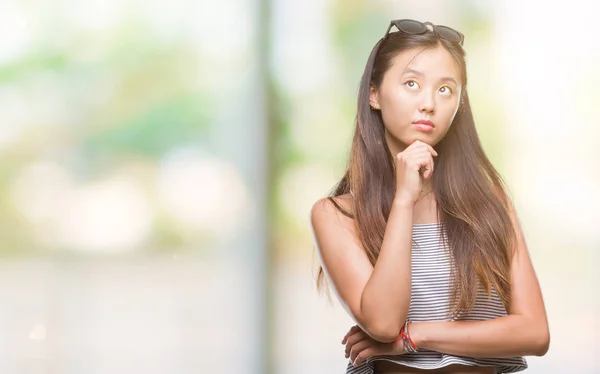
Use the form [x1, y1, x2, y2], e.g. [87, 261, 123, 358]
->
[399, 148, 435, 164]
[423, 156, 435, 179]
[345, 332, 368, 358]
[349, 338, 373, 362]
[345, 332, 367, 358]
[428, 157, 435, 179]
[346, 337, 369, 359]
[414, 140, 438, 156]
[422, 164, 432, 179]
[342, 325, 360, 344]
[342, 325, 362, 345]
[399, 142, 425, 160]
[411, 156, 434, 174]
[403, 141, 438, 157]
[397, 152, 434, 178]
[427, 144, 438, 157]
[405, 140, 423, 151]
[401, 142, 427, 155]
[353, 345, 381, 367]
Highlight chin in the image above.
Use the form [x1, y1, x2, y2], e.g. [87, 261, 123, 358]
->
[403, 134, 434, 146]
[387, 129, 438, 149]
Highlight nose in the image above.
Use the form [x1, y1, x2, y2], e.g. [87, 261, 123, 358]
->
[419, 89, 436, 114]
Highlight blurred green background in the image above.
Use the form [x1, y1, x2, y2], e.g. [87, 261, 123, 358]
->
[0, 0, 598, 373]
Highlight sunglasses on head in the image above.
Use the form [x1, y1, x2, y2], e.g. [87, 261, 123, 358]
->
[384, 19, 465, 46]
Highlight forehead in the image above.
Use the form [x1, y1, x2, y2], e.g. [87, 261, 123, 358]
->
[388, 46, 462, 83]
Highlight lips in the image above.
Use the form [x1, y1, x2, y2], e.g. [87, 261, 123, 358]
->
[412, 119, 435, 133]
[413, 119, 434, 128]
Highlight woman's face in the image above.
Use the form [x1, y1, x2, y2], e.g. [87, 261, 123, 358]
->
[370, 45, 463, 154]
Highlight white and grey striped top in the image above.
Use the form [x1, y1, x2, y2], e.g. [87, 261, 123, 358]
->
[346, 222, 527, 374]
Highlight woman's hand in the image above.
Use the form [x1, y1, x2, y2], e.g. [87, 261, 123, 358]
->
[342, 325, 404, 367]
[394, 140, 438, 204]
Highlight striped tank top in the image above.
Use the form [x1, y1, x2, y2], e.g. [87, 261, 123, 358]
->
[346, 222, 527, 374]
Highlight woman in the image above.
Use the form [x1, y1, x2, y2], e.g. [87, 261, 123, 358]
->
[309, 19, 550, 374]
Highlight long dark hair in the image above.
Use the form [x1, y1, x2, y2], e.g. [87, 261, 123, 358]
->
[317, 30, 516, 317]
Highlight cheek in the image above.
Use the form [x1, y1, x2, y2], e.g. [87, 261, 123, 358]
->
[381, 88, 415, 120]
[439, 98, 460, 122]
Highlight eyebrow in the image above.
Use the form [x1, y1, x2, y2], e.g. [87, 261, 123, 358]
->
[403, 68, 459, 85]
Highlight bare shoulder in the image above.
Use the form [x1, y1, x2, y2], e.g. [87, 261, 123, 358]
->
[309, 193, 373, 320]
[310, 194, 355, 233]
[309, 193, 368, 268]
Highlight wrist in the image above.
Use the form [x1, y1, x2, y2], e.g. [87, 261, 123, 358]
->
[392, 197, 416, 208]
[391, 332, 404, 355]
[409, 322, 428, 350]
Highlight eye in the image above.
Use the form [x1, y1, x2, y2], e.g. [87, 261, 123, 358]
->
[405, 80, 420, 89]
[439, 86, 453, 95]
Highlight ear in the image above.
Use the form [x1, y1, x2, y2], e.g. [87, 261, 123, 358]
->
[369, 86, 380, 110]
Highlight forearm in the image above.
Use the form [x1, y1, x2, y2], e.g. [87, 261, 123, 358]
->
[360, 199, 414, 341]
[411, 314, 550, 357]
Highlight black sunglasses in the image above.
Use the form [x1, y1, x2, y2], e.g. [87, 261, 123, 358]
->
[384, 19, 465, 46]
